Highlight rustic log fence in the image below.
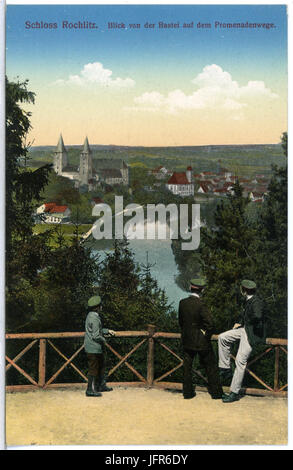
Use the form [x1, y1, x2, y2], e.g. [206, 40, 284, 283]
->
[6, 325, 287, 397]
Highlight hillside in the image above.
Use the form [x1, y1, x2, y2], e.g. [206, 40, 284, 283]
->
[28, 143, 286, 178]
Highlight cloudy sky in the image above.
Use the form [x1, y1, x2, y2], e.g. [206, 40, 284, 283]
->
[6, 3, 287, 146]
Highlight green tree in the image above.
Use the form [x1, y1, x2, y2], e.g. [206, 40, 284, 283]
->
[70, 193, 95, 224]
[41, 171, 80, 205]
[6, 77, 52, 285]
[171, 239, 201, 292]
[30, 229, 99, 332]
[250, 135, 287, 338]
[200, 180, 255, 331]
[5, 77, 99, 334]
[139, 253, 177, 331]
[281, 131, 287, 157]
[96, 238, 141, 331]
[94, 238, 178, 383]
[6, 77, 52, 330]
[96, 238, 177, 331]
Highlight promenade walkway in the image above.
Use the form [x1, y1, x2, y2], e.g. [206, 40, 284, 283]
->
[6, 386, 288, 447]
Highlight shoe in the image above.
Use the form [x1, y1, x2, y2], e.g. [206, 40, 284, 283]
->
[183, 392, 196, 399]
[211, 393, 228, 400]
[100, 384, 113, 392]
[98, 376, 113, 392]
[98, 375, 113, 392]
[222, 392, 240, 403]
[86, 390, 102, 397]
[86, 376, 102, 397]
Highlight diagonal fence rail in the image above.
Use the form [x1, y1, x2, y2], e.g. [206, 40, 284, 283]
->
[6, 325, 287, 397]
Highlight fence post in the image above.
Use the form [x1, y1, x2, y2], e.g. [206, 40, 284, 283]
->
[147, 324, 156, 387]
[38, 339, 46, 388]
[274, 345, 280, 392]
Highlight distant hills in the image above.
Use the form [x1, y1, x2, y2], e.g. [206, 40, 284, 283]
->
[27, 143, 286, 178]
[29, 143, 282, 152]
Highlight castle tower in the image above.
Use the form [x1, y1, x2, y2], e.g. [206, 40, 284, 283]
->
[54, 134, 68, 175]
[79, 136, 93, 186]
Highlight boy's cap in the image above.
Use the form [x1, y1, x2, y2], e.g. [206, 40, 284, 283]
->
[88, 295, 101, 307]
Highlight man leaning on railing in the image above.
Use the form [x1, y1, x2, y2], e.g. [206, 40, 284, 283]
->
[218, 279, 266, 403]
[84, 295, 116, 397]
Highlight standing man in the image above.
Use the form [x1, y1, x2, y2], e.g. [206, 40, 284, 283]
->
[218, 280, 265, 403]
[84, 295, 115, 397]
[179, 278, 224, 400]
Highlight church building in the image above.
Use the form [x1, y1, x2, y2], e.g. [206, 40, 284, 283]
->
[53, 134, 129, 189]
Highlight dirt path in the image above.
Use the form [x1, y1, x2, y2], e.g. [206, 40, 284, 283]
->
[6, 387, 287, 447]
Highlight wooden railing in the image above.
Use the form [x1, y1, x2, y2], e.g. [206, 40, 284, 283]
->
[6, 325, 288, 397]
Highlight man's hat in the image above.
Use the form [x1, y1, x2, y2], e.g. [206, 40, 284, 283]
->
[241, 279, 256, 290]
[190, 278, 206, 288]
[88, 295, 101, 307]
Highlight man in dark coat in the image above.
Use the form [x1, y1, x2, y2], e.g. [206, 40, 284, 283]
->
[178, 278, 224, 400]
[218, 280, 266, 403]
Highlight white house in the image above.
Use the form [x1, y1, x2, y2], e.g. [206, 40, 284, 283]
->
[166, 167, 194, 197]
[36, 203, 71, 223]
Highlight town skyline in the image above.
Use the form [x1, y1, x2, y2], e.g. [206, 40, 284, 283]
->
[6, 4, 287, 147]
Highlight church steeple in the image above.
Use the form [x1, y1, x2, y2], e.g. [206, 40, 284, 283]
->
[54, 134, 68, 175]
[79, 136, 93, 186]
[57, 134, 66, 153]
[83, 136, 91, 154]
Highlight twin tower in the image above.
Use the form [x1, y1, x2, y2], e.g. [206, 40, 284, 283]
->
[53, 134, 93, 186]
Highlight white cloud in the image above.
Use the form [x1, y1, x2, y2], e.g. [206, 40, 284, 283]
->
[239, 80, 278, 99]
[192, 64, 238, 90]
[130, 64, 277, 115]
[134, 91, 165, 107]
[53, 62, 135, 89]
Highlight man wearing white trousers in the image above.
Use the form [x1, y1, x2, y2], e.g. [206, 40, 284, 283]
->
[218, 280, 266, 403]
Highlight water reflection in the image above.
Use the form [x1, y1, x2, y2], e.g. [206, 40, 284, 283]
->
[89, 236, 186, 309]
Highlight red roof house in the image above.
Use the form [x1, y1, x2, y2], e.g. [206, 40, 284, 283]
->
[167, 172, 190, 185]
[166, 171, 194, 196]
[36, 203, 71, 223]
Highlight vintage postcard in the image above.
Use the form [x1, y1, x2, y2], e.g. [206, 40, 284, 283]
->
[3, 0, 290, 451]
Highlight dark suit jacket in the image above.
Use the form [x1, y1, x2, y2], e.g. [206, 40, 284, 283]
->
[178, 295, 216, 351]
[237, 295, 266, 346]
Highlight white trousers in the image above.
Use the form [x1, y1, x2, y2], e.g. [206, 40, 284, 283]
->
[218, 327, 252, 394]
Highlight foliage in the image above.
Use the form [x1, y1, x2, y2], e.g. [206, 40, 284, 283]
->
[29, 229, 99, 332]
[199, 180, 255, 331]
[96, 238, 177, 332]
[171, 137, 287, 342]
[40, 171, 81, 205]
[6, 77, 52, 288]
[5, 77, 99, 334]
[281, 131, 287, 157]
[92, 238, 178, 382]
[248, 134, 287, 338]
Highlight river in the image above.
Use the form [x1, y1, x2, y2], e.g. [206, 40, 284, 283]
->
[85, 206, 196, 307]
[89, 237, 187, 309]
